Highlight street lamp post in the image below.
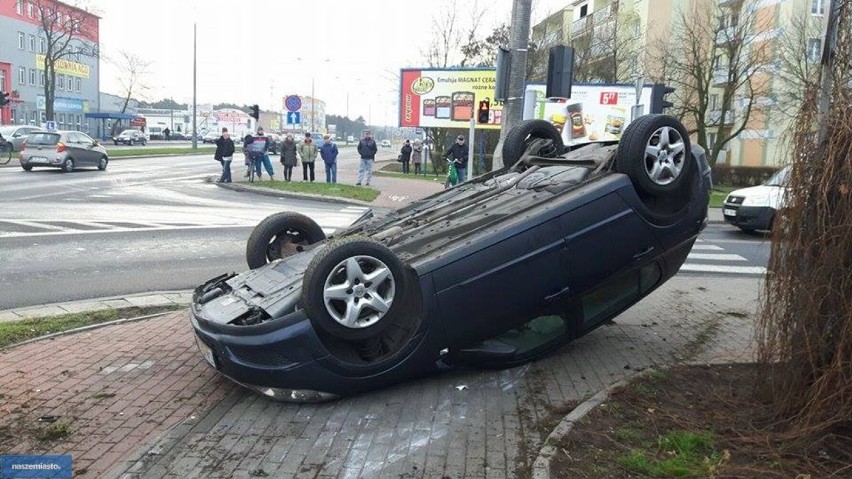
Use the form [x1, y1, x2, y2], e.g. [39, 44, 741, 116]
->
[191, 22, 197, 150]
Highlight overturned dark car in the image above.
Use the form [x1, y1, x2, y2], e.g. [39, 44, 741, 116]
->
[191, 115, 711, 402]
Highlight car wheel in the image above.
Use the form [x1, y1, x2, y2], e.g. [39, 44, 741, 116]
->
[130, 140, 135, 146]
[113, 140, 118, 145]
[97, 156, 108, 171]
[22, 165, 32, 171]
[245, 212, 326, 269]
[61, 158, 75, 173]
[502, 119, 565, 169]
[615, 115, 695, 197]
[302, 237, 406, 342]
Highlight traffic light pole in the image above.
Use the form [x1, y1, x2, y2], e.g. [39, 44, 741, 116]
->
[192, 22, 197, 150]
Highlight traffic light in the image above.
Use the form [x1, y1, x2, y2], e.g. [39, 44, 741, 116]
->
[650, 85, 676, 113]
[0, 91, 10, 107]
[660, 86, 675, 110]
[477, 98, 490, 124]
[249, 104, 260, 121]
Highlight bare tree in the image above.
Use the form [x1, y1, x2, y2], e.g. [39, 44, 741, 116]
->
[570, 3, 644, 83]
[659, 0, 770, 166]
[775, 9, 826, 119]
[33, 0, 99, 121]
[115, 51, 151, 115]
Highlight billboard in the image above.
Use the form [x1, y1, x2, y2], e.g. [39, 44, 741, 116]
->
[399, 68, 503, 130]
[524, 83, 657, 146]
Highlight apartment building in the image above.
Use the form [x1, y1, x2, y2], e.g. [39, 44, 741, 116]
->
[531, 0, 830, 167]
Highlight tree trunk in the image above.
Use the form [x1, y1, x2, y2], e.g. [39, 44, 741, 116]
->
[492, 0, 532, 171]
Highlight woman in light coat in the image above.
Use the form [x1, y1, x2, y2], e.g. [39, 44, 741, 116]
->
[411, 138, 424, 175]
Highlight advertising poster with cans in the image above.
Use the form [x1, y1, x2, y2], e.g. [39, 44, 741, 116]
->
[524, 84, 656, 146]
[399, 68, 503, 130]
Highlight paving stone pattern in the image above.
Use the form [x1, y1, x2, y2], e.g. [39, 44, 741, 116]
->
[105, 275, 758, 479]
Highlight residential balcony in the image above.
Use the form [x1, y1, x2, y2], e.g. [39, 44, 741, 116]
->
[571, 16, 592, 36]
[707, 109, 736, 126]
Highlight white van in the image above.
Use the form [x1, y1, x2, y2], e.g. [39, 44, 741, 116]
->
[147, 126, 164, 140]
[722, 165, 790, 232]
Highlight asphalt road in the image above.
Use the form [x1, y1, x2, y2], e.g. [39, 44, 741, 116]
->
[678, 222, 772, 276]
[0, 153, 370, 310]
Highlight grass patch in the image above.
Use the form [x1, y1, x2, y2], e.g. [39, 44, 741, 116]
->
[0, 305, 185, 349]
[246, 180, 380, 202]
[619, 430, 720, 477]
[373, 170, 446, 184]
[710, 184, 738, 208]
[107, 147, 216, 158]
[36, 420, 73, 441]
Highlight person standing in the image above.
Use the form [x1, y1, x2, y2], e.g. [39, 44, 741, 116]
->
[399, 139, 412, 174]
[163, 127, 171, 141]
[356, 130, 378, 186]
[279, 134, 298, 182]
[445, 134, 468, 185]
[423, 134, 433, 175]
[250, 127, 275, 180]
[214, 127, 235, 183]
[411, 138, 424, 175]
[243, 133, 254, 178]
[299, 132, 318, 182]
[319, 134, 339, 183]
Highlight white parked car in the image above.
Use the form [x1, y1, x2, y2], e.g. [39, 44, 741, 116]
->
[722, 165, 790, 232]
[380, 139, 391, 148]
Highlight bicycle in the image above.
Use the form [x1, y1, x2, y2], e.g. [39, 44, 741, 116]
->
[0, 139, 12, 165]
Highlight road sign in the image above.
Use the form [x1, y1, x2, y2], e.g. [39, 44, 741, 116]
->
[287, 111, 301, 125]
[285, 95, 302, 112]
[45, 121, 57, 131]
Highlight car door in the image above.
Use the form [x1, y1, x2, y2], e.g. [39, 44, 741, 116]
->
[77, 132, 99, 165]
[67, 132, 92, 166]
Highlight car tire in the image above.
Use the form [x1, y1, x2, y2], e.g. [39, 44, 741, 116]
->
[97, 156, 108, 171]
[130, 140, 135, 146]
[22, 165, 32, 172]
[61, 158, 74, 173]
[113, 140, 118, 145]
[615, 115, 695, 197]
[245, 212, 327, 269]
[302, 237, 406, 342]
[502, 119, 565, 169]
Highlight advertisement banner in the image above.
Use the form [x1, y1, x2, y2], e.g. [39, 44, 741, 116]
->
[399, 68, 503, 130]
[524, 84, 655, 146]
[36, 95, 88, 113]
[35, 54, 90, 79]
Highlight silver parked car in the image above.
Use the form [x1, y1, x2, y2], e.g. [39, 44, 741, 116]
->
[19, 130, 109, 172]
[0, 125, 42, 152]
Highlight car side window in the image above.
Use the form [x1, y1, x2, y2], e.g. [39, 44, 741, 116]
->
[66, 132, 81, 144]
[78, 133, 94, 145]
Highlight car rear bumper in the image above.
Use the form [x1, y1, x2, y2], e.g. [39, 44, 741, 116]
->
[722, 205, 775, 230]
[20, 157, 63, 168]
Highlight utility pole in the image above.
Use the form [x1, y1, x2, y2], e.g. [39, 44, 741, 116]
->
[492, 0, 532, 171]
[191, 22, 197, 150]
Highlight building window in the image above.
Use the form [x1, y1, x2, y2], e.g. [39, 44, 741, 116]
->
[29, 35, 36, 52]
[39, 71, 45, 87]
[58, 113, 65, 128]
[579, 4, 588, 17]
[16, 0, 23, 15]
[29, 69, 36, 86]
[58, 74, 65, 91]
[811, 0, 825, 15]
[39, 37, 46, 54]
[27, 2, 34, 18]
[17, 32, 25, 49]
[808, 38, 823, 61]
[18, 67, 26, 85]
[75, 78, 81, 92]
[40, 111, 46, 123]
[710, 94, 718, 111]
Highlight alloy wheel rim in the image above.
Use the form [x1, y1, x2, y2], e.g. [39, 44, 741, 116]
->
[322, 255, 395, 329]
[643, 126, 686, 186]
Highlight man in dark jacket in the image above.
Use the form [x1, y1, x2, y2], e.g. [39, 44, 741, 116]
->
[356, 130, 378, 186]
[319, 134, 339, 183]
[214, 127, 235, 183]
[446, 134, 469, 184]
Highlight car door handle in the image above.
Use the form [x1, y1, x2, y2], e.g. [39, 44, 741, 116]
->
[632, 246, 654, 262]
[545, 286, 571, 302]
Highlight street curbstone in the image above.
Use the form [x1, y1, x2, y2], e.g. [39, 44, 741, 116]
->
[209, 177, 374, 207]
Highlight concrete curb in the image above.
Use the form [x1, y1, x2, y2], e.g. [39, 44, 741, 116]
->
[0, 290, 193, 324]
[531, 368, 658, 479]
[208, 176, 375, 207]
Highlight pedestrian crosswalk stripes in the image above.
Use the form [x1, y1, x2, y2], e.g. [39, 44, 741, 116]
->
[679, 264, 768, 275]
[690, 244, 724, 251]
[680, 240, 765, 276]
[686, 253, 747, 261]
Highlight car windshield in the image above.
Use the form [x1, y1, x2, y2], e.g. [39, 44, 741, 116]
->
[26, 133, 60, 145]
[764, 165, 790, 187]
[120, 130, 137, 135]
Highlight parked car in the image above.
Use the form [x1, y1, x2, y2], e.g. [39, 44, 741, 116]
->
[167, 131, 187, 141]
[722, 165, 790, 232]
[190, 115, 711, 402]
[202, 131, 220, 144]
[147, 126, 165, 140]
[380, 139, 391, 148]
[112, 129, 148, 146]
[20, 130, 109, 172]
[0, 125, 42, 152]
[267, 133, 282, 155]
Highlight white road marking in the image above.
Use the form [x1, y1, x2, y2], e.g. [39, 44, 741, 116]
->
[690, 244, 724, 251]
[679, 264, 767, 275]
[687, 253, 747, 261]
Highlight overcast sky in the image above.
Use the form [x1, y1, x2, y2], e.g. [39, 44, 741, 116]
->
[91, 0, 568, 126]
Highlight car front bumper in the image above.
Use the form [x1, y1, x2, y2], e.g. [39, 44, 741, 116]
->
[722, 204, 775, 230]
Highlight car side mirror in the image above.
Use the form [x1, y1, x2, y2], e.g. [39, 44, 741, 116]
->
[92, 140, 99, 147]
